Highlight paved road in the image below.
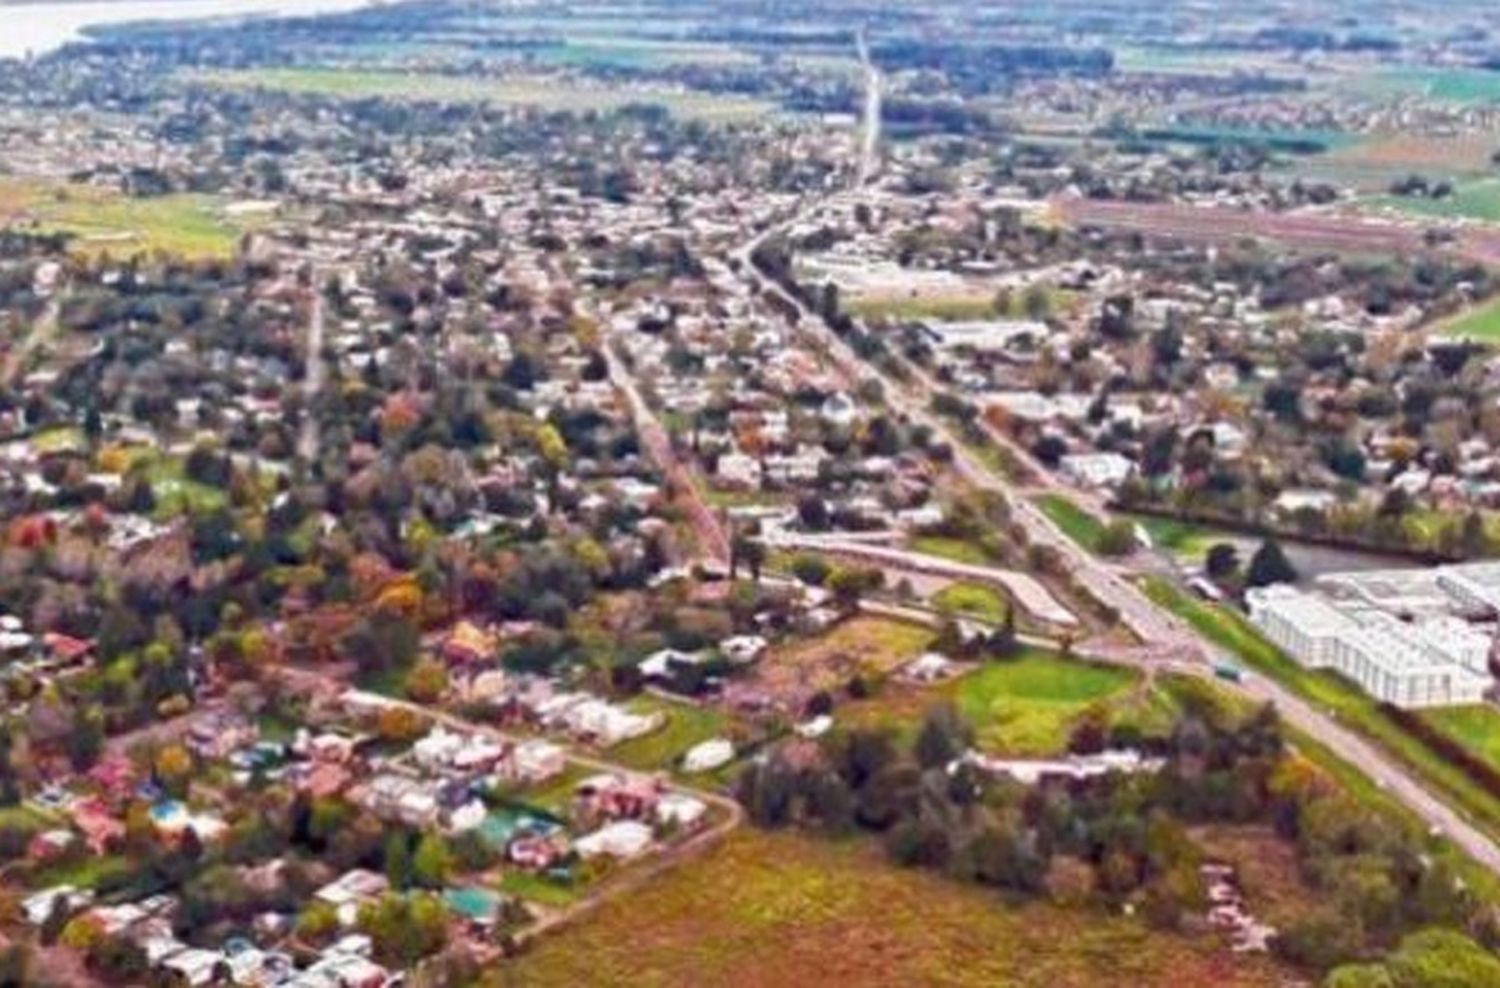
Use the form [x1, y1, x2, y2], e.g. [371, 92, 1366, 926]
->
[297, 283, 325, 464]
[602, 338, 731, 566]
[763, 529, 1079, 628]
[736, 200, 1500, 876]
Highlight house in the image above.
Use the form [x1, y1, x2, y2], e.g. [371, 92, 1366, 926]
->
[682, 738, 734, 774]
[442, 621, 498, 665]
[160, 948, 224, 987]
[315, 870, 389, 908]
[27, 829, 77, 862]
[185, 712, 259, 761]
[504, 739, 567, 784]
[719, 635, 768, 664]
[23, 885, 91, 926]
[575, 820, 654, 860]
[655, 792, 707, 830]
[576, 772, 662, 820]
[1059, 452, 1135, 489]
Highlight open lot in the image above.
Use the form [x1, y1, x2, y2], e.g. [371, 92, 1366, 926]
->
[952, 652, 1141, 754]
[1437, 293, 1500, 341]
[502, 828, 1293, 988]
[188, 68, 776, 123]
[746, 617, 934, 709]
[0, 177, 259, 259]
[844, 647, 1151, 755]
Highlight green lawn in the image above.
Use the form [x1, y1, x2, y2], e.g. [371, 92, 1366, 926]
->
[1347, 67, 1500, 105]
[1421, 706, 1500, 775]
[0, 177, 259, 260]
[1128, 514, 1234, 562]
[499, 869, 586, 908]
[1140, 575, 1500, 849]
[28, 854, 134, 892]
[848, 287, 1075, 324]
[910, 535, 1003, 567]
[932, 582, 1009, 623]
[1370, 178, 1500, 224]
[952, 650, 1140, 755]
[1035, 494, 1108, 548]
[1440, 293, 1500, 342]
[187, 67, 774, 123]
[504, 829, 1293, 987]
[611, 696, 731, 772]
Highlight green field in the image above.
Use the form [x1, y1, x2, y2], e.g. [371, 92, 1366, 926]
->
[1035, 494, 1109, 548]
[848, 286, 1074, 324]
[611, 696, 731, 772]
[1369, 178, 1500, 223]
[1438, 293, 1500, 341]
[1139, 575, 1500, 848]
[0, 177, 259, 259]
[504, 829, 1292, 987]
[952, 650, 1139, 755]
[1421, 706, 1500, 776]
[909, 534, 1004, 567]
[932, 581, 1010, 623]
[1128, 514, 1233, 562]
[188, 68, 774, 122]
[1348, 68, 1500, 105]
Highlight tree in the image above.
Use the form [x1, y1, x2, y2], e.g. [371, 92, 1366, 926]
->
[65, 706, 104, 772]
[1246, 539, 1298, 588]
[1094, 520, 1137, 557]
[1205, 543, 1240, 581]
[915, 704, 972, 770]
[412, 833, 452, 889]
[403, 658, 449, 704]
[384, 833, 411, 890]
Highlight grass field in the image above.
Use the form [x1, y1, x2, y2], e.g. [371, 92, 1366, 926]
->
[910, 534, 1005, 567]
[1346, 67, 1500, 105]
[1035, 494, 1109, 549]
[612, 696, 731, 772]
[1420, 705, 1500, 776]
[188, 67, 774, 123]
[504, 828, 1292, 987]
[1436, 293, 1500, 341]
[848, 286, 1075, 324]
[842, 647, 1142, 754]
[1128, 514, 1233, 562]
[0, 177, 257, 259]
[932, 581, 1010, 622]
[1139, 575, 1500, 848]
[952, 651, 1140, 755]
[1369, 178, 1500, 223]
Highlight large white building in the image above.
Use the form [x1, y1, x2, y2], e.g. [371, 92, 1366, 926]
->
[1246, 584, 1491, 709]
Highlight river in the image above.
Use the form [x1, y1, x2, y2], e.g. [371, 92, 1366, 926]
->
[0, 0, 372, 60]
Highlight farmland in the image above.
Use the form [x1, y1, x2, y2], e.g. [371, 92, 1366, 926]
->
[503, 829, 1293, 988]
[187, 67, 777, 122]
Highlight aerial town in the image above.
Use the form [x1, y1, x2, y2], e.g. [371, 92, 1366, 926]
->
[3, 0, 1500, 985]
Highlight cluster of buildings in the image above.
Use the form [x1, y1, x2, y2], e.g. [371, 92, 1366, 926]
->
[1245, 561, 1500, 708]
